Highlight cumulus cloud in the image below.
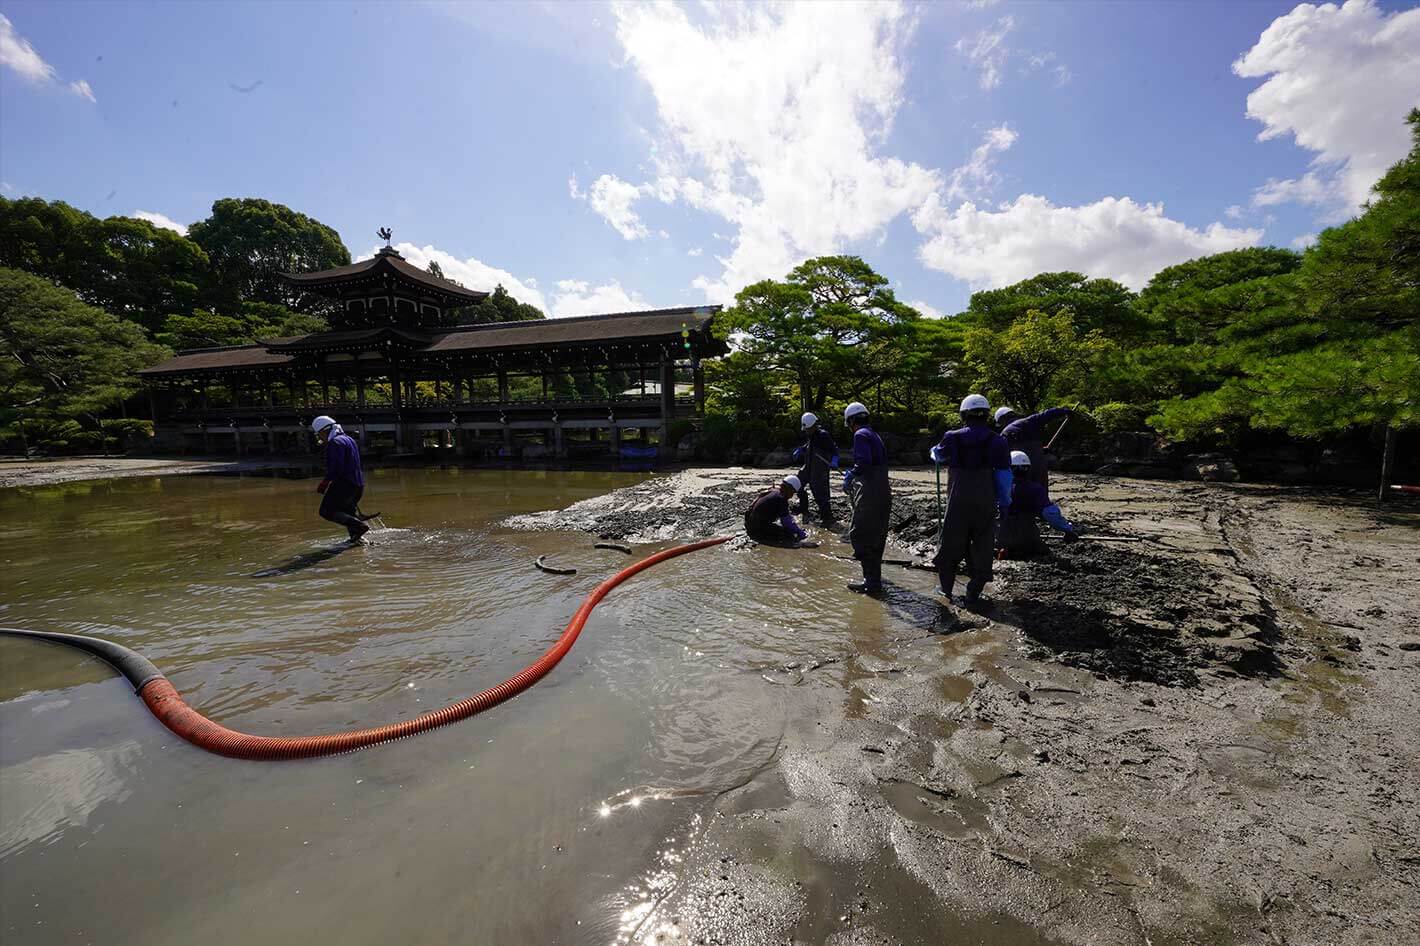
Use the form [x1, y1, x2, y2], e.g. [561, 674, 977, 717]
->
[591, 1, 941, 302]
[956, 16, 1014, 90]
[906, 299, 945, 319]
[130, 210, 188, 235]
[366, 242, 549, 313]
[1291, 233, 1318, 250]
[550, 279, 649, 317]
[586, 174, 650, 240]
[361, 242, 658, 319]
[1224, 204, 1244, 220]
[914, 194, 1262, 290]
[0, 14, 55, 83]
[1, 15, 95, 102]
[1234, 0, 1420, 216]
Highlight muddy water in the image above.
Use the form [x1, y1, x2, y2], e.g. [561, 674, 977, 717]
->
[0, 469, 920, 945]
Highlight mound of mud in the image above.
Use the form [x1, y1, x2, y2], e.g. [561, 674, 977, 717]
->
[999, 541, 1282, 687]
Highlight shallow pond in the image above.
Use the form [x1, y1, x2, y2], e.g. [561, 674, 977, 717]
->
[0, 468, 918, 945]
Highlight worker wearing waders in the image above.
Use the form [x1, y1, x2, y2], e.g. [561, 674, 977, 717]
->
[791, 412, 840, 524]
[994, 405, 1072, 487]
[998, 451, 1078, 559]
[744, 475, 809, 546]
[312, 415, 369, 544]
[843, 401, 891, 595]
[931, 394, 1011, 606]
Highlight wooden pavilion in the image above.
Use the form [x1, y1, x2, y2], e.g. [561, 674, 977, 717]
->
[138, 245, 726, 459]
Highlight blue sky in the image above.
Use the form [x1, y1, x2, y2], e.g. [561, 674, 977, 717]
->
[2, 0, 1417, 317]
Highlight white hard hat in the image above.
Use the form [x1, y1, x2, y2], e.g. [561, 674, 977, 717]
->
[800, 412, 818, 430]
[960, 394, 990, 413]
[311, 415, 337, 435]
[783, 474, 802, 492]
[844, 402, 869, 421]
[994, 407, 1017, 424]
[1010, 450, 1032, 467]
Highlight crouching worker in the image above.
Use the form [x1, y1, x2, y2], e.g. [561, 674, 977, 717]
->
[744, 475, 810, 546]
[931, 394, 1011, 606]
[998, 451, 1078, 558]
[313, 415, 369, 544]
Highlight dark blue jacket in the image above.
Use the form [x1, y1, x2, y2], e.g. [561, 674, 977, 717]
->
[325, 432, 364, 488]
[934, 421, 1011, 470]
[848, 426, 887, 478]
[1009, 478, 1051, 518]
[1001, 407, 1070, 445]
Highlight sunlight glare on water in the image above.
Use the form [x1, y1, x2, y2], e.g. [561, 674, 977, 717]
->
[0, 468, 883, 944]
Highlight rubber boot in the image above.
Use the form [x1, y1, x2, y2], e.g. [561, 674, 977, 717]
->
[348, 521, 371, 544]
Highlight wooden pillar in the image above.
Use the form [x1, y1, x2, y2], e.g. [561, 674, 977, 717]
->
[497, 369, 509, 404]
[609, 424, 622, 457]
[693, 357, 705, 415]
[390, 361, 405, 452]
[659, 349, 675, 446]
[356, 371, 366, 408]
[553, 423, 564, 458]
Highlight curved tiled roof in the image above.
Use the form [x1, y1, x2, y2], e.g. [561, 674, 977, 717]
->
[138, 306, 722, 375]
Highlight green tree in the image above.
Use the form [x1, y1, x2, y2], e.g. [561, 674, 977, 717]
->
[964, 271, 1144, 338]
[0, 197, 210, 331]
[0, 268, 168, 452]
[723, 255, 918, 412]
[187, 197, 350, 314]
[473, 284, 545, 322]
[964, 308, 1112, 412]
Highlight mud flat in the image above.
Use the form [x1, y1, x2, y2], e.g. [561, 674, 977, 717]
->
[0, 456, 307, 489]
[510, 468, 1420, 946]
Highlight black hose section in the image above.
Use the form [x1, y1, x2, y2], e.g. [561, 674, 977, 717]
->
[0, 627, 165, 693]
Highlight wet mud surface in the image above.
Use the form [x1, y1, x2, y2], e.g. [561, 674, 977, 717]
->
[513, 468, 1420, 946]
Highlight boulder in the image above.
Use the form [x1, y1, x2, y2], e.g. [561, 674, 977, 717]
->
[1183, 454, 1240, 482]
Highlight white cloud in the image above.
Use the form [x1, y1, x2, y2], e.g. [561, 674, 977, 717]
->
[956, 16, 1014, 90]
[0, 14, 56, 84]
[687, 247, 703, 257]
[598, 1, 942, 302]
[1251, 170, 1337, 210]
[368, 242, 549, 313]
[567, 175, 584, 200]
[68, 79, 95, 103]
[364, 242, 657, 319]
[550, 279, 649, 318]
[914, 194, 1262, 290]
[907, 299, 945, 319]
[1025, 51, 1071, 87]
[1234, 0, 1420, 216]
[1224, 204, 1244, 220]
[1291, 233, 1318, 249]
[966, 0, 1002, 8]
[586, 173, 650, 240]
[130, 211, 188, 235]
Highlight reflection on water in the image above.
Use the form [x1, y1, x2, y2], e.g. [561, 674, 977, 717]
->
[0, 468, 938, 944]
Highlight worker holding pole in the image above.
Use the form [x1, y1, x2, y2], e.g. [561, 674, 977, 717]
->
[791, 412, 840, 525]
[994, 405, 1073, 487]
[842, 401, 891, 595]
[932, 394, 1012, 606]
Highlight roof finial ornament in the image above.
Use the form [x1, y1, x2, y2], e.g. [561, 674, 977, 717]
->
[377, 226, 392, 247]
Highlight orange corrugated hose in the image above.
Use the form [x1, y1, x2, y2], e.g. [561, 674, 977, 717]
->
[5, 536, 730, 761]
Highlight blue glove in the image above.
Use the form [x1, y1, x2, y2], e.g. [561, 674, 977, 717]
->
[829, 455, 840, 470]
[791, 446, 806, 464]
[843, 471, 855, 491]
[930, 444, 946, 465]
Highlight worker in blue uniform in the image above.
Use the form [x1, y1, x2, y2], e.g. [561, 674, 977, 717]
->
[312, 415, 369, 544]
[843, 402, 891, 594]
[931, 394, 1012, 606]
[994, 405, 1072, 487]
[744, 475, 810, 546]
[790, 412, 840, 524]
[998, 450, 1079, 558]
